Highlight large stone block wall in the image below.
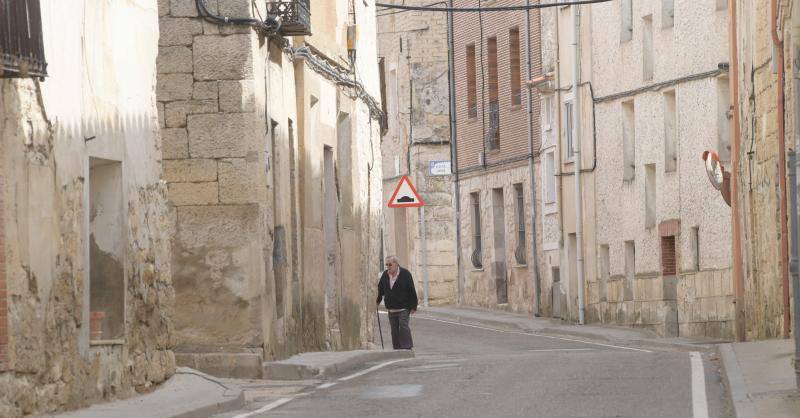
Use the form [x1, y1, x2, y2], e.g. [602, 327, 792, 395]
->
[457, 164, 547, 313]
[732, 0, 794, 340]
[377, 2, 458, 305]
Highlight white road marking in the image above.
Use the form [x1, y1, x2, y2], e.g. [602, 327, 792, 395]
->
[690, 351, 710, 418]
[415, 315, 653, 353]
[317, 382, 337, 389]
[231, 397, 293, 418]
[528, 348, 594, 352]
[338, 358, 411, 381]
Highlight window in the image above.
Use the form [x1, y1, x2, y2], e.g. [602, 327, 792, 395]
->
[662, 0, 674, 28]
[378, 58, 389, 134]
[643, 15, 654, 81]
[544, 151, 556, 203]
[691, 226, 700, 271]
[717, 77, 732, 162]
[486, 37, 500, 148]
[509, 27, 522, 106]
[625, 241, 636, 282]
[599, 244, 610, 281]
[514, 184, 526, 265]
[564, 101, 574, 160]
[664, 91, 677, 172]
[622, 101, 636, 181]
[621, 0, 633, 43]
[89, 158, 125, 342]
[471, 192, 483, 269]
[716, 0, 728, 11]
[661, 236, 677, 276]
[0, 0, 48, 77]
[645, 164, 656, 228]
[542, 96, 553, 131]
[466, 44, 478, 118]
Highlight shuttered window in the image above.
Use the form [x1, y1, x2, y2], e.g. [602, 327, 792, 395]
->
[466, 44, 477, 118]
[1, 0, 47, 78]
[509, 27, 522, 106]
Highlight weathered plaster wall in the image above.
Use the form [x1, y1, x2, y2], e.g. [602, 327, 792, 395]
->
[377, 0, 458, 305]
[0, 1, 175, 416]
[590, 0, 732, 337]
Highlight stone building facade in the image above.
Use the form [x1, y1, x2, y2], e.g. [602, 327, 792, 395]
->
[731, 0, 798, 340]
[157, 0, 384, 376]
[587, 0, 734, 338]
[377, 1, 458, 306]
[0, 1, 175, 416]
[452, 0, 546, 313]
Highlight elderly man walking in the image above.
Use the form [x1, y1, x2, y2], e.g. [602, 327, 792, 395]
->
[376, 256, 418, 350]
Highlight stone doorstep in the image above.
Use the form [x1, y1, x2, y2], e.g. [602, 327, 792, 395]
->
[175, 352, 263, 380]
[262, 350, 415, 381]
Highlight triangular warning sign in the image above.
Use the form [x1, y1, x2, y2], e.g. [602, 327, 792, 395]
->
[388, 175, 424, 208]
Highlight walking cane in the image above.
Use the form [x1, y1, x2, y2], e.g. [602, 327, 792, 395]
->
[376, 307, 385, 349]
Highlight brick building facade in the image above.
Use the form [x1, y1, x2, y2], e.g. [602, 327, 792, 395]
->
[452, 0, 546, 313]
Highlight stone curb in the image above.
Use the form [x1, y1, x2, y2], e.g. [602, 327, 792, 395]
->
[262, 350, 415, 380]
[717, 344, 757, 418]
[418, 309, 718, 353]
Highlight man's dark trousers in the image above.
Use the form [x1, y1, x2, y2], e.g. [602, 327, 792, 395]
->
[388, 309, 413, 349]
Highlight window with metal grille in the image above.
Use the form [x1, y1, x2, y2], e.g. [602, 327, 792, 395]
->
[661, 235, 677, 276]
[466, 44, 477, 118]
[514, 184, 526, 265]
[1, 0, 47, 78]
[509, 27, 522, 106]
[471, 192, 483, 269]
[564, 101, 574, 160]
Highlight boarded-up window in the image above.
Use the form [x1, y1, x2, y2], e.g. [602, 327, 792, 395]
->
[645, 164, 656, 228]
[544, 151, 556, 203]
[466, 44, 477, 118]
[509, 27, 522, 106]
[514, 184, 526, 265]
[564, 101, 574, 160]
[623, 101, 636, 181]
[661, 235, 677, 276]
[662, 0, 674, 28]
[621, 0, 633, 42]
[664, 91, 677, 172]
[643, 15, 654, 81]
[0, 0, 48, 77]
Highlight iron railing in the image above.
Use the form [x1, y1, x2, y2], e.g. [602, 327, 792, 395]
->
[0, 0, 47, 78]
[267, 0, 311, 36]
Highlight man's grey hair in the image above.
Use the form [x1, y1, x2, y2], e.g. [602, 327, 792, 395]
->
[384, 255, 399, 265]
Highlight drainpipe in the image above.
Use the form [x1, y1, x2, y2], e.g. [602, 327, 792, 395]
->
[772, 0, 791, 338]
[728, 0, 746, 342]
[572, 4, 585, 325]
[525, 0, 542, 316]
[447, 0, 464, 304]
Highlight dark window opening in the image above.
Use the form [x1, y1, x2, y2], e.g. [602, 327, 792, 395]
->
[1, 0, 48, 78]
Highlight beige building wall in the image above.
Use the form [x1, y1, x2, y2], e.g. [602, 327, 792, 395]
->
[0, 1, 175, 416]
[733, 0, 797, 340]
[377, 1, 458, 306]
[157, 0, 383, 376]
[590, 0, 733, 338]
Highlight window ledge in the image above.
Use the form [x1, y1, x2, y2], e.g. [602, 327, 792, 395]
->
[90, 339, 125, 346]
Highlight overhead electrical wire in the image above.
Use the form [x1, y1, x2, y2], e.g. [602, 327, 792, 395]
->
[376, 0, 613, 13]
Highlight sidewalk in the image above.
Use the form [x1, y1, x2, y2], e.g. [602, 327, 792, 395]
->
[48, 349, 411, 418]
[417, 305, 800, 418]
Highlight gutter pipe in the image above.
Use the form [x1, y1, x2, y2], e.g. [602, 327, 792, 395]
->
[526, 0, 542, 316]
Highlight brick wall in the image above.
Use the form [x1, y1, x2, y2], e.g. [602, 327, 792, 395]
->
[453, 0, 542, 174]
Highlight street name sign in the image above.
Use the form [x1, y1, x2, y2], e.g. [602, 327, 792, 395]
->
[428, 160, 451, 176]
[388, 175, 424, 208]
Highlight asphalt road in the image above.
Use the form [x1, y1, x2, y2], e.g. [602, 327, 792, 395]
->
[221, 313, 734, 418]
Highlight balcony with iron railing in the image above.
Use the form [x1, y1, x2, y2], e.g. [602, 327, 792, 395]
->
[1, 0, 47, 78]
[267, 0, 311, 36]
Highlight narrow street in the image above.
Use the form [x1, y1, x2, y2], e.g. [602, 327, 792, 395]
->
[215, 313, 732, 418]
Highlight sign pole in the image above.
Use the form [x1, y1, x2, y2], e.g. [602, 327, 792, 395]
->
[420, 205, 429, 308]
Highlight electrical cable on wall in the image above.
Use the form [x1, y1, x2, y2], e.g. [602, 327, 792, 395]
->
[376, 0, 613, 13]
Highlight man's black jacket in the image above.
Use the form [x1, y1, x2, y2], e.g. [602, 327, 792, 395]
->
[376, 267, 418, 311]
